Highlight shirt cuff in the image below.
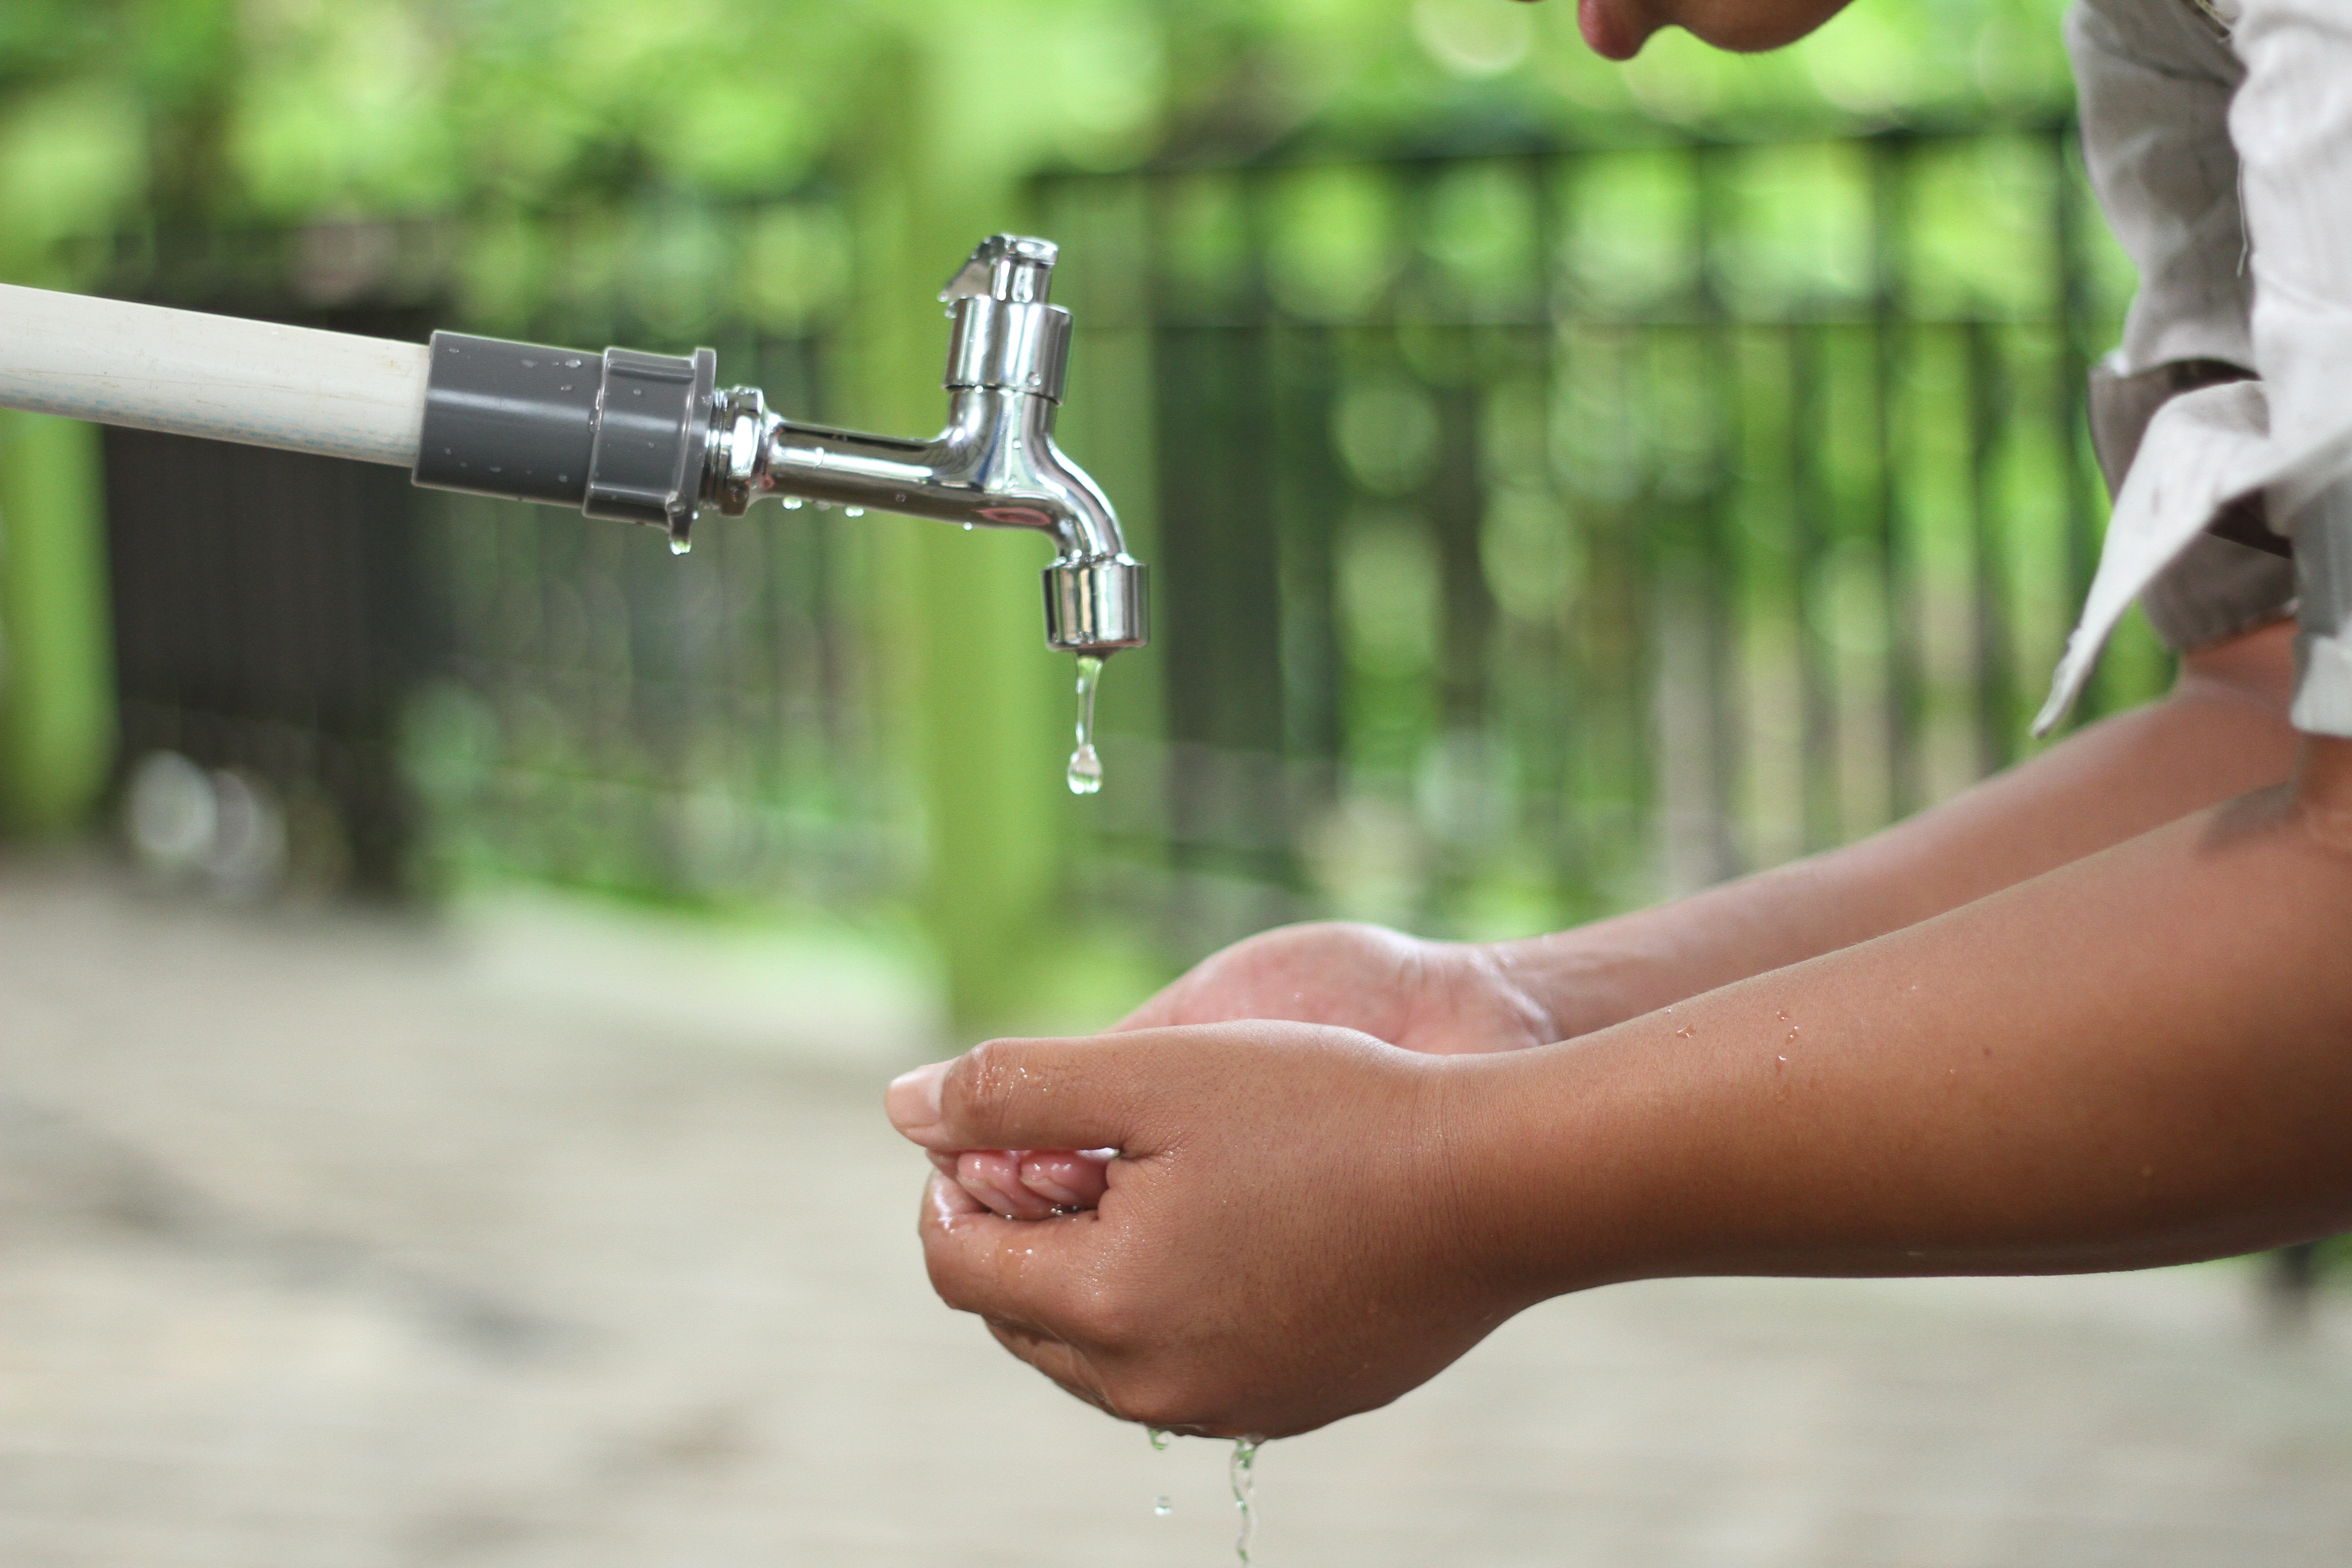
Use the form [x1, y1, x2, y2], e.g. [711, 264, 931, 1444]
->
[2141, 533, 2297, 651]
[2290, 476, 2352, 736]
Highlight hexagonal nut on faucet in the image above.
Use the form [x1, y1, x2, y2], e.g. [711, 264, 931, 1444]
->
[940, 235, 1059, 309]
[705, 386, 773, 517]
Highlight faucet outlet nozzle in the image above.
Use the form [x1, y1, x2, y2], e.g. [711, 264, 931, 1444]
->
[1045, 557, 1149, 652]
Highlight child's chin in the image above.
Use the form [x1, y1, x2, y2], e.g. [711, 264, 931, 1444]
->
[1578, 0, 1648, 60]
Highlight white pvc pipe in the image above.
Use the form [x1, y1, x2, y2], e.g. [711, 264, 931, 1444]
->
[0, 282, 428, 468]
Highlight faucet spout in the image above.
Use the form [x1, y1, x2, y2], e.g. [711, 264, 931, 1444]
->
[701, 235, 1148, 655]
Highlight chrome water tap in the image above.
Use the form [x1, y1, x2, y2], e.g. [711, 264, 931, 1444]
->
[402, 233, 1147, 655]
[703, 234, 1147, 653]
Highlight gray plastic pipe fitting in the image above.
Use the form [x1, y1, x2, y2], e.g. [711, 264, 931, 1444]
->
[413, 338, 716, 544]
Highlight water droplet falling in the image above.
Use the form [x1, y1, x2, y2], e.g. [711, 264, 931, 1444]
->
[845, 506, 865, 517]
[1230, 1439, 1261, 1567]
[1153, 1496, 1173, 1517]
[783, 495, 804, 510]
[1067, 653, 1105, 794]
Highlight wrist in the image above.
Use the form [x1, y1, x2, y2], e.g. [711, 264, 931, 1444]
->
[1428, 1034, 1678, 1304]
[2292, 734, 2352, 850]
[1477, 927, 1672, 1041]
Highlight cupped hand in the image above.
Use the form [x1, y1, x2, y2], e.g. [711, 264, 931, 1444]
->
[888, 1022, 1535, 1438]
[938, 923, 1561, 1220]
[1119, 921, 1558, 1054]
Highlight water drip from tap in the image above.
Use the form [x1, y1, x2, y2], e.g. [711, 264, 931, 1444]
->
[1067, 653, 1105, 794]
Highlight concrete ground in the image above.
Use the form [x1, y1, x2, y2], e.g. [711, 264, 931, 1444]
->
[2, 862, 2349, 1568]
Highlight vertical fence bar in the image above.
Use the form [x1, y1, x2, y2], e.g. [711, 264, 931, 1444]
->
[0, 411, 116, 836]
[1872, 132, 1923, 822]
[1529, 149, 1572, 913]
[1788, 321, 1840, 850]
[2052, 121, 2108, 723]
[1965, 317, 2016, 775]
[1687, 142, 1742, 886]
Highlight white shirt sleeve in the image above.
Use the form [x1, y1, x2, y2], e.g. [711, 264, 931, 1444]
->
[2066, 0, 2252, 374]
[2038, 0, 2352, 735]
[2236, 0, 2352, 734]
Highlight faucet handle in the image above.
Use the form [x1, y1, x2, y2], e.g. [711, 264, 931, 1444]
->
[940, 234, 1058, 310]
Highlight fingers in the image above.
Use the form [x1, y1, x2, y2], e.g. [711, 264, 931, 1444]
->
[935, 1147, 1115, 1220]
[956, 1150, 1067, 1219]
[953, 1151, 1030, 1217]
[1022, 1149, 1111, 1207]
[888, 1034, 1168, 1154]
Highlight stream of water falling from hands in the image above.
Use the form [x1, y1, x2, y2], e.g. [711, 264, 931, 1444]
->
[1230, 1438, 1261, 1565]
[1146, 1429, 1265, 1564]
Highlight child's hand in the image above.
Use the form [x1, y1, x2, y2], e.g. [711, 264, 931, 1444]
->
[1118, 921, 1558, 1054]
[936, 922, 1559, 1219]
[888, 1021, 1531, 1438]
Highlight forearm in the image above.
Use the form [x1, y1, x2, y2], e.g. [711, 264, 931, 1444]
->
[1490, 623, 2301, 1038]
[1461, 735, 2352, 1296]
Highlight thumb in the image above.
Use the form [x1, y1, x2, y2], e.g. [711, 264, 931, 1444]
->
[886, 1034, 1157, 1153]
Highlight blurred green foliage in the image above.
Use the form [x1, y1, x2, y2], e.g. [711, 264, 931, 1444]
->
[2, 0, 2078, 285]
